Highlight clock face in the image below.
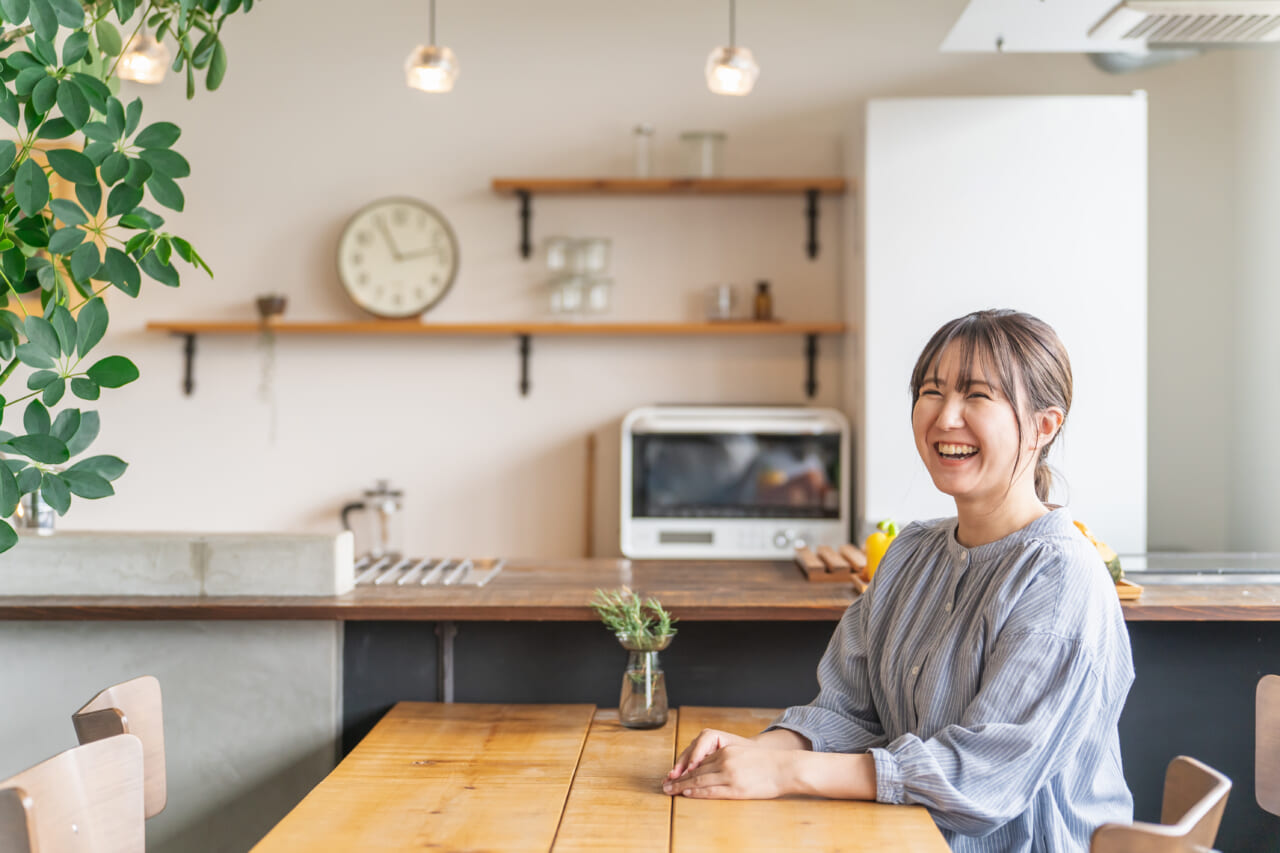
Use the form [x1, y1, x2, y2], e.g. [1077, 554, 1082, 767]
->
[336, 198, 460, 318]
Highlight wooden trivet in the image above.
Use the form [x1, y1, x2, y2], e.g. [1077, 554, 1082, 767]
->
[1115, 578, 1143, 600]
[795, 545, 867, 593]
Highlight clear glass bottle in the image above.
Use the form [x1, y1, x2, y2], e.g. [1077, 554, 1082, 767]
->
[617, 633, 671, 729]
[753, 280, 773, 321]
[632, 124, 655, 178]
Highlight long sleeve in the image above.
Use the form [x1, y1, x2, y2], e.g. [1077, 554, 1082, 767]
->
[870, 628, 1102, 837]
[767, 595, 887, 753]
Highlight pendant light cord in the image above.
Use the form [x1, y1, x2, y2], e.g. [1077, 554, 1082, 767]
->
[729, 0, 736, 47]
[429, 0, 436, 46]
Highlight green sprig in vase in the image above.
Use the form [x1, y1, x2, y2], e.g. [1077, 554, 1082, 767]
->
[590, 588, 677, 729]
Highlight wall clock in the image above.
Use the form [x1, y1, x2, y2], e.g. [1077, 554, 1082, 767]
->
[336, 197, 460, 318]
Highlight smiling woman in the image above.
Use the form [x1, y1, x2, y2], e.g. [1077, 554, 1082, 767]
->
[665, 309, 1135, 853]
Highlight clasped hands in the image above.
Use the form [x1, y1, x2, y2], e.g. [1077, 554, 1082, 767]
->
[663, 728, 799, 800]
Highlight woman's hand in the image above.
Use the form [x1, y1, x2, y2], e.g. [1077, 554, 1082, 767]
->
[667, 728, 752, 780]
[663, 743, 795, 799]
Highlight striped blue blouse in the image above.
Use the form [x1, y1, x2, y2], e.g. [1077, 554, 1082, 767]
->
[770, 508, 1134, 852]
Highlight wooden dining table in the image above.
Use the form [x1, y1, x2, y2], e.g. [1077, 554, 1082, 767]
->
[251, 701, 949, 852]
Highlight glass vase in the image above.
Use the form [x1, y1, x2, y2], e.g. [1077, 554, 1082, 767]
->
[617, 633, 671, 729]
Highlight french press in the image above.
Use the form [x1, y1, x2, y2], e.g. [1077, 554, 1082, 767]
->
[341, 480, 404, 559]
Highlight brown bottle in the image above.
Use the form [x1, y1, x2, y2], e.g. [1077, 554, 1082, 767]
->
[753, 280, 773, 321]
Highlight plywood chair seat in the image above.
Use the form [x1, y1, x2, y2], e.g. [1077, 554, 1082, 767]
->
[0, 734, 145, 853]
[1091, 755, 1231, 853]
[73, 675, 166, 819]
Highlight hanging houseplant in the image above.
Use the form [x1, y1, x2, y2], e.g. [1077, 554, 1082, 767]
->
[0, 0, 256, 552]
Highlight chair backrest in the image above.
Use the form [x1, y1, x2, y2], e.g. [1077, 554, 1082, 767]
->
[72, 676, 166, 818]
[1091, 755, 1231, 853]
[1257, 674, 1280, 816]
[0, 734, 145, 853]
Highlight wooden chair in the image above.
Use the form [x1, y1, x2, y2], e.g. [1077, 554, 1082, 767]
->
[1258, 674, 1280, 816]
[72, 676, 166, 818]
[0, 734, 145, 853]
[1091, 755, 1231, 852]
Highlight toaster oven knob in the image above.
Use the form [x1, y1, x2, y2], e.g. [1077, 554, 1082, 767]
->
[773, 531, 790, 549]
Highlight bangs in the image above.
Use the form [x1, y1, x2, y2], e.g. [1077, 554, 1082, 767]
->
[911, 315, 1024, 414]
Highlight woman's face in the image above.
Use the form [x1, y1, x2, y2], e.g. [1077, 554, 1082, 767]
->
[911, 342, 1041, 508]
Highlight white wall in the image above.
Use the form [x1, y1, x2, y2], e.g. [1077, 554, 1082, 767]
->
[51, 0, 1238, 555]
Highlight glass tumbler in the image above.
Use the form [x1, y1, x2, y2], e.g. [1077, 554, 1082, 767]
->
[679, 131, 726, 178]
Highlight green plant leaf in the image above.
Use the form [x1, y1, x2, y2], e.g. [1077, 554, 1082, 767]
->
[123, 96, 141, 136]
[23, 399, 49, 434]
[154, 236, 171, 265]
[0, 463, 18, 518]
[69, 242, 98, 283]
[95, 20, 122, 55]
[81, 121, 116, 143]
[75, 181, 101, 215]
[191, 31, 217, 65]
[40, 470, 69, 513]
[35, 263, 55, 292]
[130, 207, 164, 229]
[0, 250, 25, 286]
[16, 465, 40, 494]
[0, 88, 19, 128]
[86, 355, 138, 387]
[24, 100, 44, 134]
[106, 182, 142, 217]
[113, 0, 136, 21]
[30, 75, 57, 113]
[138, 251, 177, 287]
[101, 248, 139, 296]
[49, 406, 78, 442]
[49, 198, 86, 226]
[46, 148, 97, 186]
[69, 453, 124, 480]
[2, 461, 23, 475]
[105, 97, 125, 136]
[140, 148, 189, 178]
[26, 0, 54, 42]
[46, 0, 81, 27]
[0, 520, 17, 554]
[64, 408, 97, 455]
[123, 232, 151, 254]
[207, 40, 227, 90]
[14, 157, 49, 216]
[23, 314, 59, 359]
[36, 117, 74, 139]
[171, 236, 195, 263]
[26, 368, 57, 390]
[15, 342, 53, 368]
[50, 305, 74, 353]
[124, 156, 151, 188]
[146, 172, 183, 211]
[0, 140, 15, 173]
[14, 66, 44, 97]
[75, 297, 107, 357]
[6, 50, 41, 70]
[55, 78, 89, 128]
[1, 0, 30, 24]
[117, 214, 149, 229]
[47, 226, 85, 254]
[100, 150, 127, 185]
[60, 29, 88, 66]
[26, 35, 56, 66]
[70, 376, 100, 399]
[134, 121, 180, 149]
[41, 376, 63, 405]
[62, 468, 112, 498]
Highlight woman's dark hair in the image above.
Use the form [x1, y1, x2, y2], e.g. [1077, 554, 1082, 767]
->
[909, 309, 1072, 502]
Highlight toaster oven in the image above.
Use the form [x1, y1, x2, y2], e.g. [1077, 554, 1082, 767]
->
[620, 405, 850, 560]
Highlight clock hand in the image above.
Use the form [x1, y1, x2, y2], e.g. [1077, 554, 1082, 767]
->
[400, 247, 445, 261]
[374, 215, 403, 261]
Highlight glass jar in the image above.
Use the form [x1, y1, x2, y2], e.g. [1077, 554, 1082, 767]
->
[617, 633, 672, 729]
[632, 124, 655, 178]
[585, 277, 612, 314]
[679, 131, 726, 178]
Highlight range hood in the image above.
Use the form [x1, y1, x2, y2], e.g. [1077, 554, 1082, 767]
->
[943, 0, 1280, 52]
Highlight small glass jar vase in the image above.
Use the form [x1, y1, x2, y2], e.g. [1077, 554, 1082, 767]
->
[617, 632, 672, 729]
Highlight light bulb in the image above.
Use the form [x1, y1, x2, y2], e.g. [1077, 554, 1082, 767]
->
[404, 44, 459, 93]
[705, 46, 759, 96]
[117, 32, 171, 85]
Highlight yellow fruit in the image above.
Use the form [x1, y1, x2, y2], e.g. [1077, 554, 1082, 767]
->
[863, 519, 898, 580]
[1074, 520, 1123, 583]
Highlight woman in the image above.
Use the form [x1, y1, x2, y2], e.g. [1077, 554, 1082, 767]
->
[664, 309, 1135, 852]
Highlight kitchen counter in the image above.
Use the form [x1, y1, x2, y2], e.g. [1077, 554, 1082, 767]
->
[1, 557, 1278, 621]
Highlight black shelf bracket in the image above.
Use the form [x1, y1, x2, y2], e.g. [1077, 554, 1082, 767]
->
[517, 333, 531, 396]
[804, 333, 818, 398]
[517, 190, 533, 259]
[180, 333, 196, 396]
[805, 189, 820, 259]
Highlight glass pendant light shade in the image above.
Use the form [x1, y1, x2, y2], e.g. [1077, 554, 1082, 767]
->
[117, 31, 171, 85]
[705, 45, 759, 96]
[404, 44, 459, 92]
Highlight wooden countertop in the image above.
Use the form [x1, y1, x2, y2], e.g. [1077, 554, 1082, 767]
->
[0, 558, 1276, 622]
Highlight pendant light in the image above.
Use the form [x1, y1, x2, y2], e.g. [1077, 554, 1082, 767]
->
[117, 30, 171, 85]
[705, 0, 759, 96]
[404, 0, 459, 93]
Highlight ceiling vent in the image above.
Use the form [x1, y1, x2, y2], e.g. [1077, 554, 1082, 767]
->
[1089, 1, 1280, 43]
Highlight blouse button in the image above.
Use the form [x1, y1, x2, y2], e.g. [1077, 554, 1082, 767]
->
[910, 665, 920, 676]
[944, 601, 952, 613]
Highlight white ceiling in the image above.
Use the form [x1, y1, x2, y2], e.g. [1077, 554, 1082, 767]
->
[941, 0, 1148, 53]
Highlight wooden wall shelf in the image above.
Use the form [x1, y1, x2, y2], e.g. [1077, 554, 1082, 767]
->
[146, 320, 847, 398]
[489, 176, 850, 260]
